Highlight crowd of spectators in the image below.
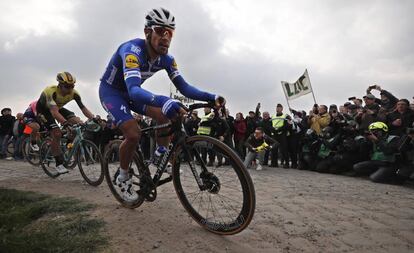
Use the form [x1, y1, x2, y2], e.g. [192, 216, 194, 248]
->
[1, 84, 413, 184]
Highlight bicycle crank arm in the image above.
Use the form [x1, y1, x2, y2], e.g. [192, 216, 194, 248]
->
[157, 176, 172, 187]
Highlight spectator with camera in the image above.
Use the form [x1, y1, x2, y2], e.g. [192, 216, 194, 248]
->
[386, 99, 414, 136]
[243, 127, 278, 171]
[246, 103, 261, 139]
[329, 104, 346, 133]
[355, 94, 380, 132]
[366, 85, 399, 113]
[308, 104, 331, 135]
[353, 122, 401, 183]
[298, 128, 321, 171]
[314, 126, 341, 173]
[258, 111, 273, 165]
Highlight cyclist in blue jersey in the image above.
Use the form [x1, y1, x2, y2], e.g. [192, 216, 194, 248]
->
[99, 7, 225, 201]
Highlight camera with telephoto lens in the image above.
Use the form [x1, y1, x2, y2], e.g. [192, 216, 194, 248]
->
[313, 104, 319, 115]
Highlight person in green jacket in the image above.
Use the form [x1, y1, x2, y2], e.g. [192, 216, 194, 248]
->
[353, 122, 401, 183]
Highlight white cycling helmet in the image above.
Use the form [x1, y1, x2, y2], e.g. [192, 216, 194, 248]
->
[145, 7, 175, 29]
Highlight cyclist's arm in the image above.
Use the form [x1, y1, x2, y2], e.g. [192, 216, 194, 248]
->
[73, 92, 94, 120]
[172, 75, 215, 102]
[49, 105, 67, 124]
[81, 107, 94, 120]
[166, 57, 216, 101]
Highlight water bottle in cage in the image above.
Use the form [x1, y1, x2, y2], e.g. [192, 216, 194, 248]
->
[153, 146, 167, 167]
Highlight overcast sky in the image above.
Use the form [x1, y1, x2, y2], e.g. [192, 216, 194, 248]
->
[0, 0, 413, 118]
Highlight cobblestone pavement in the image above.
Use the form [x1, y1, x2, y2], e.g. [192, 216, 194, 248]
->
[1, 160, 413, 253]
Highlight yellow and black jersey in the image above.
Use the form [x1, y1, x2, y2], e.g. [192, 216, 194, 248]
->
[37, 85, 85, 110]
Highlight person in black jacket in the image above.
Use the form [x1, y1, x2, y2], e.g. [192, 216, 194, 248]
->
[213, 110, 230, 166]
[197, 108, 229, 166]
[0, 108, 15, 158]
[184, 111, 200, 136]
[11, 113, 25, 160]
[244, 127, 278, 171]
[258, 111, 273, 165]
[386, 99, 414, 136]
[366, 85, 399, 113]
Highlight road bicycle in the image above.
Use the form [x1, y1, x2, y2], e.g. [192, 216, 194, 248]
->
[104, 102, 256, 235]
[40, 122, 104, 186]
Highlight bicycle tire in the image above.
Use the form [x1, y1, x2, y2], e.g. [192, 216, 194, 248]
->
[172, 135, 256, 235]
[103, 140, 147, 208]
[21, 136, 40, 166]
[77, 139, 104, 186]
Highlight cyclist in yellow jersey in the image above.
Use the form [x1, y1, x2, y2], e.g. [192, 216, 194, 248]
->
[36, 72, 95, 174]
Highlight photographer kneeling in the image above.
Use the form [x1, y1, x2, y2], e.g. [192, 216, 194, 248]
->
[353, 122, 401, 184]
[244, 127, 278, 171]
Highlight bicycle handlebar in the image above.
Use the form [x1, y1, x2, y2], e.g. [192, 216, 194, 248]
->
[139, 102, 226, 138]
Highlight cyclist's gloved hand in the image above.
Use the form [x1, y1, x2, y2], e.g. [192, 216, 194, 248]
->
[61, 120, 72, 128]
[162, 99, 182, 119]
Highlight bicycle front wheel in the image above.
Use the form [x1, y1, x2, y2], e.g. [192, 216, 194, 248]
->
[39, 140, 59, 178]
[77, 139, 104, 186]
[172, 135, 256, 235]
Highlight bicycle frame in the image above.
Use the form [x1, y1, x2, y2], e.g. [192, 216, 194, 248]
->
[62, 126, 83, 163]
[43, 125, 96, 166]
[138, 104, 220, 191]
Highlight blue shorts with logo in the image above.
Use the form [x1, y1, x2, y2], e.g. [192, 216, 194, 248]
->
[99, 83, 147, 127]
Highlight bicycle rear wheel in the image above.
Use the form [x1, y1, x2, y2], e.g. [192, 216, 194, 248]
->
[172, 135, 256, 235]
[103, 140, 148, 208]
[77, 139, 104, 186]
[22, 136, 41, 166]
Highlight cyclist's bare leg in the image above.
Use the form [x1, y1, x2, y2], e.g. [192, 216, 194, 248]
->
[119, 119, 141, 172]
[145, 106, 170, 147]
[28, 122, 40, 143]
[50, 128, 62, 157]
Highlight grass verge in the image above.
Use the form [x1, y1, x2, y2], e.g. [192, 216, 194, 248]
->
[0, 188, 107, 253]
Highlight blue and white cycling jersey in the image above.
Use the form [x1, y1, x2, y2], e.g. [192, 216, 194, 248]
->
[100, 38, 215, 107]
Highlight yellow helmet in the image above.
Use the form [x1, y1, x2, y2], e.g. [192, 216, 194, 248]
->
[56, 72, 76, 85]
[368, 122, 388, 132]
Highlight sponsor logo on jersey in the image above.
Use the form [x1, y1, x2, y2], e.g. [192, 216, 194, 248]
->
[130, 45, 141, 54]
[125, 54, 140, 69]
[124, 70, 141, 80]
[120, 105, 128, 114]
[172, 59, 178, 69]
[169, 70, 180, 80]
